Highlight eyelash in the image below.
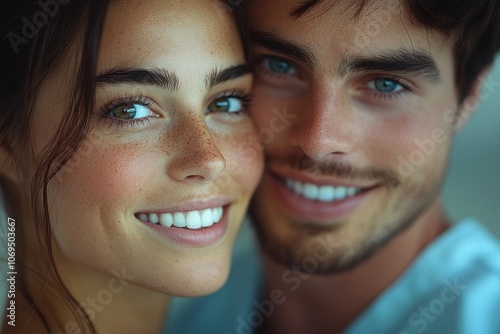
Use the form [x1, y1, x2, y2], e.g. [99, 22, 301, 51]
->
[98, 95, 155, 129]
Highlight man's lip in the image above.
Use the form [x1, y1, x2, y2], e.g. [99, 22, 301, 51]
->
[268, 168, 379, 189]
[136, 198, 231, 215]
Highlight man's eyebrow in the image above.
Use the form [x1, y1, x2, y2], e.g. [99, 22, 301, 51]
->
[252, 30, 316, 68]
[206, 64, 250, 89]
[96, 68, 180, 91]
[339, 50, 441, 82]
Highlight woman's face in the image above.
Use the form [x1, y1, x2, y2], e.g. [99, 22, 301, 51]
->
[30, 0, 263, 296]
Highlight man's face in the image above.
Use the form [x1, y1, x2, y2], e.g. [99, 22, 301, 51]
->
[249, 0, 463, 272]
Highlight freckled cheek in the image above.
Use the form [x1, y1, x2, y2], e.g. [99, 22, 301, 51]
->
[54, 147, 163, 207]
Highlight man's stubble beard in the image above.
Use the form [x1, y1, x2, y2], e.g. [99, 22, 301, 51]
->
[249, 159, 448, 275]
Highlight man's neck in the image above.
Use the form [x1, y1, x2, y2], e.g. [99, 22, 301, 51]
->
[258, 201, 450, 334]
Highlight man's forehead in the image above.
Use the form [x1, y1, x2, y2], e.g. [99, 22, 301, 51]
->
[249, 0, 413, 49]
[250, 0, 450, 55]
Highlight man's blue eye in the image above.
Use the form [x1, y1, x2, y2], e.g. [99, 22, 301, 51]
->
[369, 78, 404, 93]
[265, 57, 295, 74]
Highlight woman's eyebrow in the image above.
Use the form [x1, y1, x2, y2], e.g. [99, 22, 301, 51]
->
[96, 65, 250, 91]
[206, 64, 250, 89]
[96, 68, 180, 91]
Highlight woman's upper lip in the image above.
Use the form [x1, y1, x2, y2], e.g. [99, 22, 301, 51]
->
[268, 168, 379, 189]
[137, 197, 231, 214]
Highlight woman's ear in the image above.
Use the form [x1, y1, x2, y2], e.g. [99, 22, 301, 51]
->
[454, 68, 492, 131]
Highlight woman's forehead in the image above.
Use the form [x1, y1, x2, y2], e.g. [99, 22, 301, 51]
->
[98, 0, 243, 74]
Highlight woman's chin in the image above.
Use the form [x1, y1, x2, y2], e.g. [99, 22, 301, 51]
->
[158, 265, 231, 297]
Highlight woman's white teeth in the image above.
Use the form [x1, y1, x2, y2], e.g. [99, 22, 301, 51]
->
[285, 179, 360, 202]
[160, 213, 173, 227]
[173, 212, 186, 227]
[139, 207, 224, 229]
[149, 213, 159, 224]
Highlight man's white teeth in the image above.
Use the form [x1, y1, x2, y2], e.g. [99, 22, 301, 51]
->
[285, 179, 360, 202]
[138, 207, 224, 229]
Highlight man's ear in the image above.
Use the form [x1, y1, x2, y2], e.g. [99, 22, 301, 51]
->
[454, 68, 492, 131]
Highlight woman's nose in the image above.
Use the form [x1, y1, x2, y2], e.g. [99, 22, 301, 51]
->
[166, 116, 226, 182]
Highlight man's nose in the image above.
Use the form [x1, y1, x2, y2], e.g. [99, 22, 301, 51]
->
[288, 82, 358, 160]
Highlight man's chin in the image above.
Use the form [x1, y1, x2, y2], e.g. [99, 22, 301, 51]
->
[250, 211, 420, 275]
[258, 235, 373, 275]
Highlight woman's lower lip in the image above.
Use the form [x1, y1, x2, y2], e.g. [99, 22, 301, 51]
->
[268, 173, 374, 222]
[140, 207, 229, 248]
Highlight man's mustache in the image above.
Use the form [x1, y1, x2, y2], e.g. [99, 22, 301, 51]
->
[266, 155, 401, 188]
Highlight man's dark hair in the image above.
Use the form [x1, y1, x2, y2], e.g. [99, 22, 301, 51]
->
[291, 0, 500, 103]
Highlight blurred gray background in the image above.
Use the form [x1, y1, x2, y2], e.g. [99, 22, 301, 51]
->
[443, 55, 500, 237]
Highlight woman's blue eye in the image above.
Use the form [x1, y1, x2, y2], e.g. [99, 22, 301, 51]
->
[265, 57, 295, 74]
[368, 78, 404, 93]
[110, 103, 154, 120]
[208, 97, 244, 113]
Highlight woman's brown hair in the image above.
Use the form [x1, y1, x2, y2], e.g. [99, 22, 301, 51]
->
[1, 1, 110, 331]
